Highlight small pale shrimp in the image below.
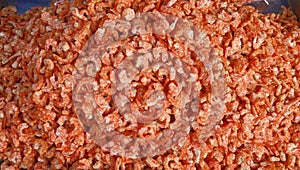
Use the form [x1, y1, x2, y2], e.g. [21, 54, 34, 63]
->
[138, 126, 156, 138]
[163, 154, 183, 169]
[56, 41, 70, 56]
[53, 92, 71, 108]
[88, 1, 96, 15]
[45, 39, 58, 51]
[88, 1, 110, 15]
[50, 157, 64, 170]
[32, 90, 48, 106]
[53, 52, 77, 64]
[145, 157, 160, 168]
[99, 66, 113, 80]
[113, 0, 134, 13]
[4, 102, 19, 116]
[94, 94, 111, 114]
[72, 8, 88, 21]
[23, 144, 33, 157]
[55, 1, 70, 16]
[76, 21, 92, 42]
[32, 74, 45, 91]
[43, 58, 54, 70]
[33, 138, 49, 156]
[17, 123, 31, 143]
[143, 4, 156, 12]
[69, 117, 83, 136]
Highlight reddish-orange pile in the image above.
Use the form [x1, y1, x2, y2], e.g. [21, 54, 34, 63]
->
[0, 0, 300, 169]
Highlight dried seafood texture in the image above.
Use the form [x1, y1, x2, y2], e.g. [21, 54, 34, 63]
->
[71, 7, 227, 159]
[0, 0, 299, 169]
